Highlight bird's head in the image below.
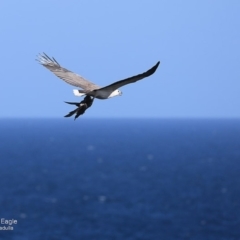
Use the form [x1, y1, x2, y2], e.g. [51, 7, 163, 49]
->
[109, 89, 122, 98]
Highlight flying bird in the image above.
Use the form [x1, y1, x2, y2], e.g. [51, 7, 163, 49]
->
[37, 53, 160, 119]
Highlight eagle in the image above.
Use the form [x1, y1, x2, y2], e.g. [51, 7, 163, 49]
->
[37, 53, 160, 120]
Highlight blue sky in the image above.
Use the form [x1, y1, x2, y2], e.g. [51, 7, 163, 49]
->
[1, 1, 240, 118]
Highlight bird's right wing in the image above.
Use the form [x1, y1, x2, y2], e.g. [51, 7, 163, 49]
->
[97, 61, 160, 92]
[37, 53, 101, 91]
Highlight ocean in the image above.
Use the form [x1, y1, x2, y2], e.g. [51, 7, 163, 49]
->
[0, 119, 240, 240]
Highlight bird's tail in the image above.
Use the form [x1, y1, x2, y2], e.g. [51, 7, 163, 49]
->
[64, 109, 78, 118]
[73, 89, 86, 97]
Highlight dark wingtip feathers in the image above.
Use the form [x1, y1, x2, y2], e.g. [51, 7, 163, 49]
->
[36, 52, 60, 66]
[143, 61, 160, 77]
[152, 61, 160, 73]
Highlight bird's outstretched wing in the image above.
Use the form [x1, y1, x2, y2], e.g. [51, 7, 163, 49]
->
[97, 61, 160, 92]
[36, 53, 101, 91]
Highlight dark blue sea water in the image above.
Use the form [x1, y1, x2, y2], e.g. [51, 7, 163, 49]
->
[0, 119, 240, 240]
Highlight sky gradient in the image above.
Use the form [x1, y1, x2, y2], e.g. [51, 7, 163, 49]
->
[1, 1, 240, 118]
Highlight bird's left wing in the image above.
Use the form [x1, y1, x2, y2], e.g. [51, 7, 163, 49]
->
[98, 61, 160, 92]
[36, 53, 101, 91]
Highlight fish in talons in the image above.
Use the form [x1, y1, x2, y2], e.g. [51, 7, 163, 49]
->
[64, 95, 94, 120]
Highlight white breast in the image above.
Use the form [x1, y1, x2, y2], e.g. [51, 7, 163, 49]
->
[95, 89, 121, 99]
